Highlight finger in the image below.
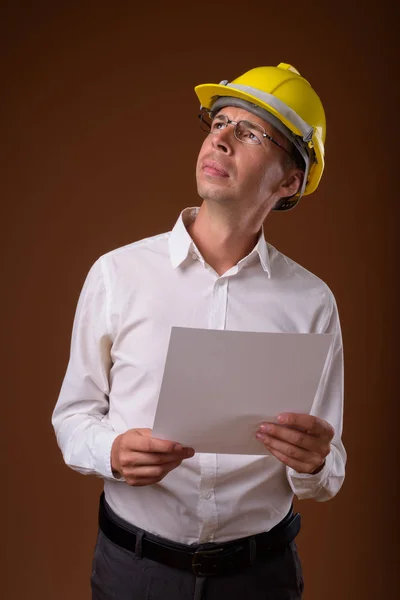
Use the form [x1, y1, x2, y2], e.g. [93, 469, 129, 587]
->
[261, 444, 317, 474]
[129, 429, 193, 454]
[127, 449, 195, 467]
[256, 431, 323, 466]
[276, 414, 334, 440]
[125, 460, 183, 485]
[258, 423, 328, 453]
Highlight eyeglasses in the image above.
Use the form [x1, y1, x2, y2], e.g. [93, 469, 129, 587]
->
[199, 110, 292, 156]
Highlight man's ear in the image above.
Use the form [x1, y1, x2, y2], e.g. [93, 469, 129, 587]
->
[280, 169, 304, 198]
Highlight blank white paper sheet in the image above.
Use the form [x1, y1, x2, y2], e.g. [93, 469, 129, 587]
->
[152, 327, 333, 455]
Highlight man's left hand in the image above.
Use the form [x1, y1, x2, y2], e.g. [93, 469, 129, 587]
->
[255, 413, 334, 474]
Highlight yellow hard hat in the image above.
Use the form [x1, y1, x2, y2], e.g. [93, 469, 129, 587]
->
[195, 63, 326, 210]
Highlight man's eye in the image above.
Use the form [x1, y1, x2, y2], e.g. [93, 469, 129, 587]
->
[211, 120, 226, 131]
[242, 129, 258, 141]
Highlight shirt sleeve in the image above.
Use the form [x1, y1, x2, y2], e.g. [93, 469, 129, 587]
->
[51, 257, 120, 481]
[286, 289, 346, 501]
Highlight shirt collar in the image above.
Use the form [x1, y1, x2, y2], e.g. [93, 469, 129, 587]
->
[168, 207, 199, 269]
[254, 231, 271, 278]
[169, 207, 271, 278]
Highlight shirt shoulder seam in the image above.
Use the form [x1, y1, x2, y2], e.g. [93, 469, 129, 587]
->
[98, 256, 112, 338]
[99, 231, 171, 260]
[266, 242, 334, 292]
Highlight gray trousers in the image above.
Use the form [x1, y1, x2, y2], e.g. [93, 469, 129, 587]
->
[91, 500, 304, 600]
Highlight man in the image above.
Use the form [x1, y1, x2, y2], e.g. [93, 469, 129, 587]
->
[52, 62, 346, 600]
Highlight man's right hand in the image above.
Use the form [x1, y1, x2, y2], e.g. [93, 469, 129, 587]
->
[111, 428, 195, 486]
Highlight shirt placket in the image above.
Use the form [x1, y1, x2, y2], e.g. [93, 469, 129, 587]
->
[197, 275, 229, 542]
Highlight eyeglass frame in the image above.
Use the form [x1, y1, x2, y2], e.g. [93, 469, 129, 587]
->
[198, 109, 293, 157]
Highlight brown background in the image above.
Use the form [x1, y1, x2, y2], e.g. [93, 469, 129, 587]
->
[1, 1, 398, 598]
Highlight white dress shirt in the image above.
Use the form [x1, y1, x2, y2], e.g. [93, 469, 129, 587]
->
[52, 207, 346, 545]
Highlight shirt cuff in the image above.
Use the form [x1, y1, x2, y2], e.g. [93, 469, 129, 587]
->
[286, 449, 334, 500]
[94, 428, 125, 481]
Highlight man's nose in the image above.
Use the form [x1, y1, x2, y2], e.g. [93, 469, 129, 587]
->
[211, 125, 234, 154]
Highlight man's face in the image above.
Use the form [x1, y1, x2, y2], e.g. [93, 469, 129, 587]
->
[196, 106, 300, 216]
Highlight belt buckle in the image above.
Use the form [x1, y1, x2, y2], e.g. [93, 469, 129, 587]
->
[192, 546, 225, 577]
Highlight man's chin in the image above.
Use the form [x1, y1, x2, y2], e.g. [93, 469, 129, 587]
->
[197, 184, 234, 205]
[199, 194, 235, 206]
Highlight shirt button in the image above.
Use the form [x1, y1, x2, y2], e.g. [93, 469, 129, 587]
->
[191, 253, 198, 260]
[202, 491, 212, 500]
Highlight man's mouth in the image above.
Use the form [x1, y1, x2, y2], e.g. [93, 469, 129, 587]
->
[202, 160, 229, 178]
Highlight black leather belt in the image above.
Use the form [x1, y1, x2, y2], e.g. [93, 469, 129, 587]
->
[98, 492, 301, 577]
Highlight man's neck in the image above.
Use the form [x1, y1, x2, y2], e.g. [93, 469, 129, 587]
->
[186, 203, 264, 276]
